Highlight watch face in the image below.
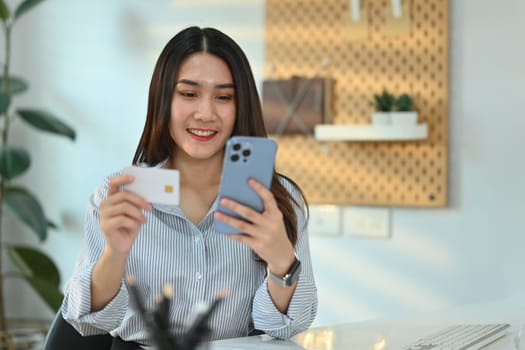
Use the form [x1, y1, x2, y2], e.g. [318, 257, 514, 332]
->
[285, 259, 302, 286]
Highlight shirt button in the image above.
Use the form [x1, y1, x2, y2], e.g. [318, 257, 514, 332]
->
[194, 236, 200, 243]
[195, 272, 202, 280]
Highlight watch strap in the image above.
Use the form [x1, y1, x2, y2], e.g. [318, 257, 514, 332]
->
[268, 257, 302, 288]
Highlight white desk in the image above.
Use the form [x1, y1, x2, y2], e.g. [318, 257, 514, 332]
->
[208, 300, 525, 349]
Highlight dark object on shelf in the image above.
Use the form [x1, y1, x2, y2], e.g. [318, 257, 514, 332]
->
[262, 76, 334, 135]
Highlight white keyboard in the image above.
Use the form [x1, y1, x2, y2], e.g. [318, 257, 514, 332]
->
[404, 323, 511, 350]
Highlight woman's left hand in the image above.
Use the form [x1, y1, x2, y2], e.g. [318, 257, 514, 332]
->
[214, 179, 296, 276]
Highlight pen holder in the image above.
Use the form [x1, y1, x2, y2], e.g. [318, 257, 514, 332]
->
[127, 277, 226, 350]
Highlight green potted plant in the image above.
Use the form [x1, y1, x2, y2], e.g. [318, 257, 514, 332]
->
[392, 93, 418, 125]
[0, 0, 75, 345]
[372, 89, 395, 125]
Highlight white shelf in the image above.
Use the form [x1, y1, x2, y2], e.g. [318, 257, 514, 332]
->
[314, 123, 428, 141]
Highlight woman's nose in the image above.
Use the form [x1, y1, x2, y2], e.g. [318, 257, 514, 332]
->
[194, 98, 216, 121]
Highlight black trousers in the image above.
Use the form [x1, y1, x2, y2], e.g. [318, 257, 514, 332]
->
[111, 337, 144, 350]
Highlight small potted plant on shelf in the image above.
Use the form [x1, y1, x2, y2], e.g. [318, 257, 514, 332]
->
[372, 89, 395, 125]
[391, 93, 418, 125]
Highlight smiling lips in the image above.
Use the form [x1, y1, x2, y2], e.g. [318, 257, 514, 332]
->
[187, 128, 217, 141]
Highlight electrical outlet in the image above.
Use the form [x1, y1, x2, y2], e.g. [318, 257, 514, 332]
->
[343, 206, 391, 239]
[308, 205, 341, 236]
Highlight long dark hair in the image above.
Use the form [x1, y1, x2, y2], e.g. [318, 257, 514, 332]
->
[133, 26, 307, 246]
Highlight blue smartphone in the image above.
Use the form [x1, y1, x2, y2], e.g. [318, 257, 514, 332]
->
[213, 136, 278, 234]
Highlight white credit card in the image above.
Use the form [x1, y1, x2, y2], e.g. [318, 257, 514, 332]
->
[121, 166, 180, 206]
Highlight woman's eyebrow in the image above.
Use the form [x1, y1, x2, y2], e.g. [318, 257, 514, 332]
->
[176, 79, 234, 89]
[177, 79, 199, 86]
[216, 83, 235, 89]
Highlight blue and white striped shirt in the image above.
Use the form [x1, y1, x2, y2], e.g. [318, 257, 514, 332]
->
[61, 171, 317, 345]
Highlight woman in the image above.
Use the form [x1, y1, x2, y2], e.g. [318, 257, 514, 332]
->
[61, 26, 317, 349]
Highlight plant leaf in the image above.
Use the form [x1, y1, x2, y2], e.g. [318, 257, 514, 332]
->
[0, 146, 31, 179]
[0, 76, 29, 95]
[25, 276, 64, 311]
[16, 109, 76, 140]
[3, 186, 47, 241]
[14, 0, 45, 21]
[0, 0, 9, 21]
[47, 219, 58, 230]
[6, 245, 63, 311]
[6, 245, 60, 285]
[0, 91, 10, 114]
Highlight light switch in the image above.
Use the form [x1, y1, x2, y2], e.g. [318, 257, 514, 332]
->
[343, 206, 391, 239]
[308, 205, 341, 237]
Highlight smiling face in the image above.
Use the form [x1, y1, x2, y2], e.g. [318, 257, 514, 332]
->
[169, 52, 236, 164]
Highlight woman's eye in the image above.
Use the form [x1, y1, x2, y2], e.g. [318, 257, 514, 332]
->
[179, 91, 197, 98]
[216, 95, 233, 101]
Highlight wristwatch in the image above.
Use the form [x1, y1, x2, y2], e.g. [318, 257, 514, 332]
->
[268, 257, 302, 288]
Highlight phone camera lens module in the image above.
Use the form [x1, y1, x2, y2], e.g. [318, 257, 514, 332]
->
[233, 143, 241, 151]
[242, 149, 251, 157]
[231, 154, 240, 162]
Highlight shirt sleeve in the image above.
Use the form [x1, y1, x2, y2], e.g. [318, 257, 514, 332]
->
[61, 176, 130, 335]
[252, 177, 318, 339]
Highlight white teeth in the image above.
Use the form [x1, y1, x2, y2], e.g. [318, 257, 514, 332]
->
[189, 129, 215, 137]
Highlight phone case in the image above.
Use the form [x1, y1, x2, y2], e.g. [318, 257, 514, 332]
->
[213, 136, 278, 234]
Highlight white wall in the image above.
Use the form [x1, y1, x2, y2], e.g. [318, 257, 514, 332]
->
[3, 0, 524, 326]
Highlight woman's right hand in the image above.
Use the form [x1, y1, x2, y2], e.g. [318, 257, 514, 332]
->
[99, 175, 153, 255]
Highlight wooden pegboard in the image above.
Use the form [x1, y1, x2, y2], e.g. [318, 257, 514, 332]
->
[264, 0, 448, 207]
